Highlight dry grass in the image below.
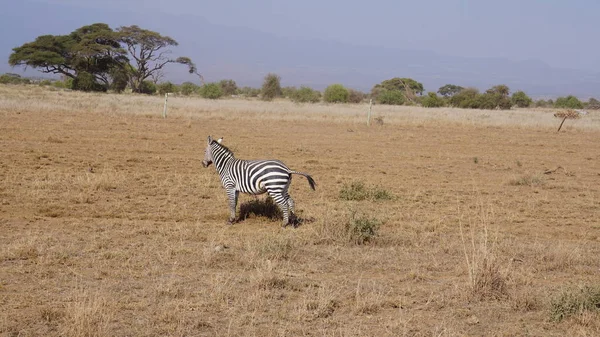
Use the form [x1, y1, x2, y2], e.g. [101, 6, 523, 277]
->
[1, 85, 600, 336]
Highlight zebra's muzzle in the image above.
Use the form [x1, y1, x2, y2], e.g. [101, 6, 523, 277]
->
[202, 160, 212, 168]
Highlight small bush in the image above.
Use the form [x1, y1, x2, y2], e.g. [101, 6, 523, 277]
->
[139, 80, 157, 95]
[219, 79, 238, 96]
[339, 182, 370, 201]
[0, 73, 30, 85]
[281, 86, 297, 98]
[72, 72, 107, 92]
[239, 86, 260, 97]
[550, 285, 600, 321]
[555, 95, 584, 109]
[586, 97, 600, 110]
[421, 92, 445, 107]
[199, 82, 223, 99]
[511, 90, 533, 108]
[339, 182, 393, 201]
[261, 73, 282, 101]
[535, 99, 551, 108]
[39, 80, 52, 86]
[376, 89, 405, 105]
[509, 174, 544, 186]
[179, 82, 199, 96]
[347, 89, 367, 103]
[291, 86, 321, 103]
[323, 84, 349, 103]
[470, 258, 508, 301]
[449, 87, 479, 107]
[346, 212, 381, 245]
[157, 81, 177, 95]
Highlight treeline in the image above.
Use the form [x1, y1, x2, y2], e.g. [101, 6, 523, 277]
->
[4, 71, 599, 110]
[5, 22, 599, 110]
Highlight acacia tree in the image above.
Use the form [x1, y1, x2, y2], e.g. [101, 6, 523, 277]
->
[117, 25, 195, 93]
[437, 84, 464, 97]
[9, 23, 127, 91]
[371, 77, 424, 104]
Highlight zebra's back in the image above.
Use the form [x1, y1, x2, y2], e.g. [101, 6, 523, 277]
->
[228, 159, 291, 195]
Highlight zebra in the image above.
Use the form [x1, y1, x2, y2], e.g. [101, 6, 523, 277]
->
[202, 136, 316, 227]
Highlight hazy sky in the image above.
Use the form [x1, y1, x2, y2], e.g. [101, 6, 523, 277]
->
[11, 0, 598, 72]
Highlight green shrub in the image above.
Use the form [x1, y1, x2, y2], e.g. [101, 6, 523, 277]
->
[157, 81, 177, 95]
[346, 212, 381, 245]
[535, 99, 551, 108]
[376, 89, 405, 105]
[261, 73, 281, 101]
[550, 285, 600, 321]
[586, 98, 600, 110]
[39, 80, 52, 86]
[291, 86, 321, 103]
[323, 84, 349, 103]
[339, 182, 370, 201]
[219, 79, 238, 96]
[347, 89, 367, 103]
[0, 73, 30, 85]
[511, 90, 533, 107]
[72, 72, 106, 92]
[239, 86, 260, 97]
[449, 87, 479, 107]
[281, 86, 297, 98]
[421, 92, 445, 107]
[555, 95, 584, 109]
[339, 181, 393, 201]
[109, 68, 128, 93]
[138, 80, 157, 95]
[199, 82, 223, 99]
[179, 82, 199, 96]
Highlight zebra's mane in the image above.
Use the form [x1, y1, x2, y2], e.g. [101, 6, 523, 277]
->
[212, 140, 235, 157]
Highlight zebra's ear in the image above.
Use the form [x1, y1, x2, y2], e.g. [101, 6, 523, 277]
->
[207, 136, 213, 144]
[217, 138, 223, 144]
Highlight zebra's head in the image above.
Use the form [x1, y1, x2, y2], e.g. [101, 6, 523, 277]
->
[202, 136, 223, 168]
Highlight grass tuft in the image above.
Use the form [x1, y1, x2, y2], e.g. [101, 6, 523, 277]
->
[550, 285, 600, 322]
[509, 174, 545, 186]
[339, 181, 393, 201]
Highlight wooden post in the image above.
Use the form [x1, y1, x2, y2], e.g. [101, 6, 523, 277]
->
[367, 99, 372, 126]
[163, 93, 170, 118]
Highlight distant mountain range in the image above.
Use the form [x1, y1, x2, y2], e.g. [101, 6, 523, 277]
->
[2, 3, 599, 98]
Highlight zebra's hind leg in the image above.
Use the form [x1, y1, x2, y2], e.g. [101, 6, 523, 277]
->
[286, 195, 297, 225]
[269, 191, 290, 227]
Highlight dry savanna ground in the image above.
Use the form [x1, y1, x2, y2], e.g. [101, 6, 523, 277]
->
[1, 85, 599, 336]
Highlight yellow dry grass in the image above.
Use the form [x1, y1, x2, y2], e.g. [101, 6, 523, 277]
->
[1, 84, 600, 336]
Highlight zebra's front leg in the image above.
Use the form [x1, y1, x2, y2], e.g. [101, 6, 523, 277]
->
[226, 189, 239, 224]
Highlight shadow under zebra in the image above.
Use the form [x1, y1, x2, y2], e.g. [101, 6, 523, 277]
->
[238, 197, 315, 228]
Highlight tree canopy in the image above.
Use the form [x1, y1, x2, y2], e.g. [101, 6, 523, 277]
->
[437, 84, 464, 97]
[9, 23, 196, 92]
[373, 77, 424, 96]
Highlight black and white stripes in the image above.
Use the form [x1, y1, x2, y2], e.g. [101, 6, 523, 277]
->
[202, 136, 316, 227]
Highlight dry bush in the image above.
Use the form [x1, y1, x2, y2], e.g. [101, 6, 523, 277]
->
[508, 174, 545, 187]
[310, 209, 382, 245]
[339, 181, 393, 201]
[553, 109, 582, 120]
[459, 199, 509, 301]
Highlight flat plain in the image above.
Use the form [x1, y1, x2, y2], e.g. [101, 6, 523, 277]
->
[1, 85, 599, 336]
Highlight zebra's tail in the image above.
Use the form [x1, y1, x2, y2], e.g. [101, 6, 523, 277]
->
[290, 171, 316, 191]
